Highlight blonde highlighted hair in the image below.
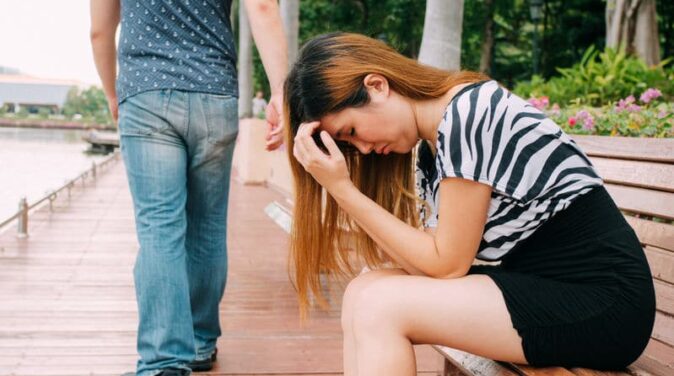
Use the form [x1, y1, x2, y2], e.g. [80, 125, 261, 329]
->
[283, 32, 488, 318]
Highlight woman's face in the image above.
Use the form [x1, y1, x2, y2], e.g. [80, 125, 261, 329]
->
[318, 75, 418, 155]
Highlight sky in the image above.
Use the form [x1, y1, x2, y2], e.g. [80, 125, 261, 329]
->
[0, 0, 103, 86]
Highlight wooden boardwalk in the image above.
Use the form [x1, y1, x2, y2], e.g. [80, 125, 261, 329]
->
[0, 159, 442, 375]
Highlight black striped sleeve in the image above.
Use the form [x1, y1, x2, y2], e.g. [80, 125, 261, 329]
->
[437, 82, 501, 189]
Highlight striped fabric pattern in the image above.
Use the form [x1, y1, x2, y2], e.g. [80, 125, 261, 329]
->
[416, 80, 603, 260]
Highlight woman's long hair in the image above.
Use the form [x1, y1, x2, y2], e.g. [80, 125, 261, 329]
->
[284, 32, 487, 318]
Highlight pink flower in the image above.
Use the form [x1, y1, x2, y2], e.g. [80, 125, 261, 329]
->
[568, 117, 577, 127]
[528, 96, 549, 111]
[550, 103, 561, 116]
[640, 88, 662, 104]
[658, 110, 668, 119]
[582, 116, 595, 131]
[627, 104, 642, 113]
[574, 110, 595, 131]
[615, 95, 636, 113]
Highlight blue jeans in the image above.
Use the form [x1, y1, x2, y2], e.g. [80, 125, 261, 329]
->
[118, 90, 238, 375]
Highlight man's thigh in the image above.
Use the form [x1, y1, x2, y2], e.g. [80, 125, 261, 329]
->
[118, 91, 189, 238]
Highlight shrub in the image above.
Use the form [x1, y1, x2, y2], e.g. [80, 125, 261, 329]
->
[514, 46, 673, 107]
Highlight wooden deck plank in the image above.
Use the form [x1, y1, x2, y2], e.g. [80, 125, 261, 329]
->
[0, 161, 443, 375]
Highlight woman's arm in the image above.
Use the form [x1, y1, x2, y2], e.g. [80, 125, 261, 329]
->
[331, 176, 490, 278]
[294, 122, 491, 278]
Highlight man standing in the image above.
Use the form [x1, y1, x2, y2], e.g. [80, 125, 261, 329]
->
[90, 1, 287, 375]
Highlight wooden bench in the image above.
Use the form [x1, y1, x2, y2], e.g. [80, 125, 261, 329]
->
[434, 135, 674, 376]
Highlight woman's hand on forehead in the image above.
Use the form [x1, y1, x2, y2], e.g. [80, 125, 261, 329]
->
[293, 121, 352, 194]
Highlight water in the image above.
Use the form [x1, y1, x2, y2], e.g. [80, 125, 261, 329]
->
[0, 127, 108, 221]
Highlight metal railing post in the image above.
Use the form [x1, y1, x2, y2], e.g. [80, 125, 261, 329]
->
[0, 151, 120, 237]
[17, 197, 28, 238]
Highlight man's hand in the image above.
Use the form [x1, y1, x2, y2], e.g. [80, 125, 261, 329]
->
[107, 96, 119, 124]
[265, 93, 284, 150]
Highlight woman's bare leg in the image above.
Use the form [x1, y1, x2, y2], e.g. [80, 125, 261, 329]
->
[341, 269, 527, 376]
[341, 268, 407, 375]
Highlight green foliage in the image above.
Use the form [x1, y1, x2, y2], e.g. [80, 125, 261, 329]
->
[659, 0, 674, 59]
[537, 0, 605, 78]
[62, 86, 113, 125]
[37, 107, 51, 119]
[250, 0, 425, 96]
[252, 47, 268, 97]
[461, 0, 605, 87]
[241, 0, 673, 113]
[17, 106, 29, 118]
[297, 0, 424, 57]
[514, 47, 674, 107]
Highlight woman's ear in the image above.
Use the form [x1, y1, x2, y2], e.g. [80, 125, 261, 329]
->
[363, 74, 389, 101]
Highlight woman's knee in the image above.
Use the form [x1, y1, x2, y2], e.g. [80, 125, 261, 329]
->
[341, 269, 405, 334]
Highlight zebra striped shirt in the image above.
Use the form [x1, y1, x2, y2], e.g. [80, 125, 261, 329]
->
[416, 80, 603, 261]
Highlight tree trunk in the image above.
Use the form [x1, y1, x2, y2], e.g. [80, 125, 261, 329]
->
[238, 0, 253, 118]
[606, 0, 660, 66]
[479, 0, 494, 74]
[418, 0, 464, 70]
[280, 0, 300, 67]
[633, 0, 660, 66]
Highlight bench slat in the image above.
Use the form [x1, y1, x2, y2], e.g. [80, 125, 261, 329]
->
[645, 246, 674, 286]
[573, 136, 674, 163]
[655, 279, 674, 315]
[653, 311, 674, 347]
[509, 365, 576, 376]
[629, 339, 674, 376]
[642, 338, 674, 367]
[592, 157, 674, 193]
[606, 184, 674, 221]
[569, 368, 628, 376]
[629, 355, 674, 376]
[433, 346, 518, 376]
[626, 217, 674, 252]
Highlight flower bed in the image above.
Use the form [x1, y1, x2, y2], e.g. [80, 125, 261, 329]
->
[528, 88, 673, 138]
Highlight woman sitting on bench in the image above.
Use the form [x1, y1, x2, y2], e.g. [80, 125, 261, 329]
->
[283, 32, 655, 375]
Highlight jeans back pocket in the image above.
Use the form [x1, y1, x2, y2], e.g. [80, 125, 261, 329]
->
[201, 94, 239, 145]
[118, 90, 171, 137]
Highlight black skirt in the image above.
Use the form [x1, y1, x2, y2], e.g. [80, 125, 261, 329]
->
[469, 186, 656, 370]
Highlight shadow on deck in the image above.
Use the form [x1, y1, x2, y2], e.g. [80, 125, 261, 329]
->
[0, 160, 442, 375]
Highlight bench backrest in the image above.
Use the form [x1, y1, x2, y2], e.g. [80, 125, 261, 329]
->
[574, 135, 674, 351]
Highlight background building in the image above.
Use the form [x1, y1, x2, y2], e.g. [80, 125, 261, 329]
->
[0, 69, 83, 114]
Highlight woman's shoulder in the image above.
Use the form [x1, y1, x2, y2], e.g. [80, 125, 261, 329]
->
[446, 80, 500, 107]
[438, 80, 501, 134]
